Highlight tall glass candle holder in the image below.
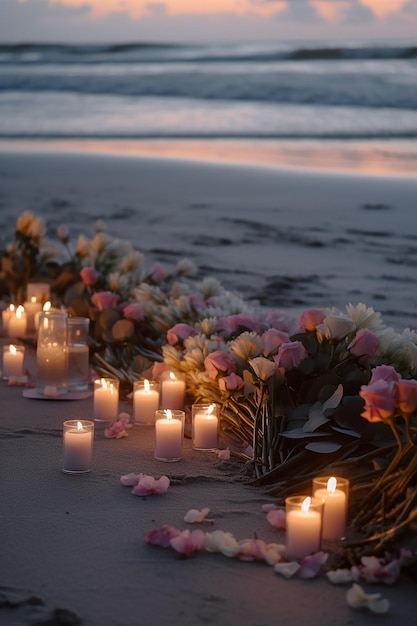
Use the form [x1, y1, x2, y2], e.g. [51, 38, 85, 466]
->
[67, 317, 90, 391]
[94, 377, 119, 422]
[154, 409, 185, 461]
[63, 419, 94, 474]
[192, 403, 218, 450]
[285, 495, 324, 560]
[2, 344, 25, 379]
[159, 371, 186, 410]
[36, 310, 68, 396]
[312, 475, 349, 540]
[133, 379, 159, 425]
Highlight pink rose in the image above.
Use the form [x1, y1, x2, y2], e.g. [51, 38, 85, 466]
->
[80, 266, 99, 287]
[359, 379, 396, 423]
[348, 328, 380, 359]
[218, 372, 244, 391]
[123, 302, 146, 321]
[273, 341, 308, 371]
[90, 291, 120, 311]
[204, 350, 236, 379]
[215, 314, 259, 337]
[393, 379, 417, 414]
[369, 365, 401, 385]
[167, 323, 195, 345]
[297, 308, 326, 331]
[261, 328, 290, 356]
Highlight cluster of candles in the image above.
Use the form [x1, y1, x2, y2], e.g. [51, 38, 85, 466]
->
[285, 475, 349, 559]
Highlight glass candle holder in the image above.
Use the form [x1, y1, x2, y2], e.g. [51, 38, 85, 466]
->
[2, 344, 25, 379]
[312, 475, 349, 541]
[23, 297, 42, 334]
[67, 317, 90, 391]
[159, 371, 186, 410]
[285, 495, 324, 560]
[154, 409, 185, 461]
[133, 379, 159, 425]
[192, 403, 219, 450]
[36, 310, 68, 396]
[63, 419, 94, 474]
[93, 377, 119, 422]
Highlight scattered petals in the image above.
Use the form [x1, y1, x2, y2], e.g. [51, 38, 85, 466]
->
[346, 583, 390, 614]
[327, 566, 360, 584]
[120, 472, 141, 487]
[131, 474, 170, 496]
[170, 529, 206, 556]
[184, 507, 213, 524]
[298, 552, 328, 578]
[205, 530, 240, 557]
[266, 508, 286, 530]
[213, 448, 230, 461]
[145, 525, 181, 548]
[7, 375, 29, 386]
[105, 412, 132, 439]
[359, 555, 401, 585]
[262, 503, 278, 513]
[259, 542, 286, 566]
[274, 561, 300, 578]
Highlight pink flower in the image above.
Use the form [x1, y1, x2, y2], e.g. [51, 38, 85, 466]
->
[359, 379, 396, 423]
[170, 529, 206, 556]
[123, 302, 146, 320]
[91, 291, 120, 311]
[359, 555, 401, 585]
[273, 341, 308, 371]
[131, 474, 170, 496]
[215, 314, 259, 337]
[204, 350, 236, 379]
[261, 328, 290, 356]
[297, 308, 326, 331]
[393, 378, 417, 414]
[147, 262, 167, 282]
[266, 508, 286, 530]
[80, 266, 99, 287]
[167, 323, 195, 345]
[369, 364, 401, 385]
[152, 361, 166, 381]
[145, 525, 181, 547]
[348, 329, 380, 359]
[218, 372, 244, 391]
[57, 224, 69, 243]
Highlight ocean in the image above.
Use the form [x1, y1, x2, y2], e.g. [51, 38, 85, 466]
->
[0, 39, 416, 141]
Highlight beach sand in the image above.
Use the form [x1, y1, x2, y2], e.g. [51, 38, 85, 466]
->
[0, 144, 417, 626]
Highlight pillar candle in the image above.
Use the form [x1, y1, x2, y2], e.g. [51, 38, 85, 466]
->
[160, 371, 186, 410]
[63, 420, 94, 473]
[133, 379, 159, 425]
[192, 404, 218, 450]
[94, 378, 119, 422]
[3, 344, 25, 379]
[285, 496, 323, 560]
[154, 409, 184, 461]
[23, 297, 42, 333]
[313, 476, 349, 540]
[8, 305, 27, 338]
[2, 304, 15, 332]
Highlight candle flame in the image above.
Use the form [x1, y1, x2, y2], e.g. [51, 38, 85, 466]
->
[9, 304, 15, 312]
[9, 344, 17, 355]
[208, 404, 215, 415]
[43, 301, 51, 312]
[31, 296, 37, 304]
[144, 378, 150, 392]
[169, 371, 176, 381]
[327, 476, 337, 493]
[301, 496, 311, 513]
[16, 305, 24, 318]
[165, 409, 173, 420]
[77, 421, 83, 431]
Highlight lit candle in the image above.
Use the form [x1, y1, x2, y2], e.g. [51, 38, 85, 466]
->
[154, 409, 184, 461]
[2, 304, 15, 333]
[23, 296, 42, 334]
[35, 301, 51, 331]
[26, 282, 50, 304]
[63, 419, 94, 473]
[133, 379, 159, 425]
[285, 496, 323, 560]
[94, 378, 119, 422]
[313, 476, 349, 540]
[192, 403, 218, 450]
[36, 310, 68, 396]
[8, 305, 27, 338]
[2, 344, 25, 379]
[160, 371, 186, 410]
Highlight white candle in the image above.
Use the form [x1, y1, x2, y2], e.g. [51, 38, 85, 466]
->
[8, 305, 27, 338]
[36, 344, 68, 394]
[160, 371, 185, 410]
[63, 420, 94, 473]
[35, 301, 52, 331]
[286, 496, 323, 560]
[94, 378, 119, 422]
[155, 409, 184, 461]
[133, 379, 159, 425]
[192, 404, 218, 450]
[26, 282, 50, 303]
[2, 304, 15, 332]
[313, 476, 348, 540]
[23, 297, 42, 333]
[2, 344, 25, 379]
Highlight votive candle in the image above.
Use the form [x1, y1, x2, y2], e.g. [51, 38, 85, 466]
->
[2, 304, 15, 332]
[154, 409, 184, 461]
[94, 377, 119, 422]
[63, 419, 94, 473]
[313, 475, 349, 540]
[8, 305, 27, 338]
[285, 496, 323, 560]
[2, 344, 25, 379]
[23, 297, 42, 333]
[160, 371, 186, 410]
[192, 403, 218, 450]
[133, 379, 159, 425]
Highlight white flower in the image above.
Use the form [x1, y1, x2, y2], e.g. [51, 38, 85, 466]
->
[229, 332, 262, 362]
[175, 258, 197, 277]
[345, 303, 385, 333]
[274, 561, 300, 578]
[204, 530, 240, 557]
[327, 566, 360, 584]
[346, 583, 390, 614]
[249, 356, 276, 381]
[316, 315, 356, 342]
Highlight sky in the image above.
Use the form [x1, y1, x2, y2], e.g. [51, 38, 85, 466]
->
[0, 0, 416, 43]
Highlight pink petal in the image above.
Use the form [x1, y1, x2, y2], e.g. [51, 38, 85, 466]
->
[184, 507, 211, 523]
[145, 525, 181, 548]
[298, 552, 329, 578]
[266, 508, 286, 530]
[120, 472, 141, 486]
[170, 529, 205, 556]
[262, 503, 278, 513]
